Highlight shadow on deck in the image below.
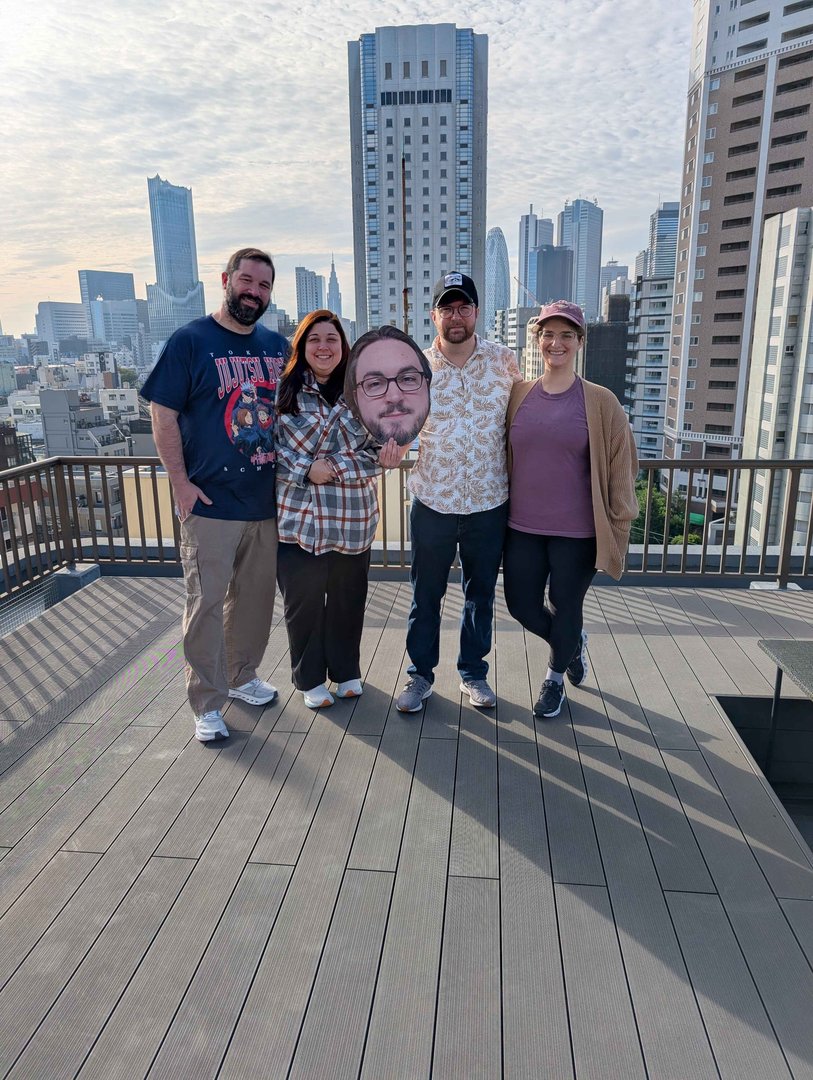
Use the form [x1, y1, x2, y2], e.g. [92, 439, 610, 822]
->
[1, 576, 813, 1079]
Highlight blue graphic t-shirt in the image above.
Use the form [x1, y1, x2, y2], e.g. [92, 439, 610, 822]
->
[141, 316, 289, 521]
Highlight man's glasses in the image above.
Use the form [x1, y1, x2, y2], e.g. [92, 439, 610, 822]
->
[357, 370, 426, 399]
[436, 304, 475, 319]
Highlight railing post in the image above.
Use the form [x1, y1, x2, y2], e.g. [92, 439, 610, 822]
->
[777, 466, 800, 588]
[53, 460, 77, 568]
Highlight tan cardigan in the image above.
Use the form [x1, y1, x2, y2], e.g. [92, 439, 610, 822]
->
[506, 378, 639, 580]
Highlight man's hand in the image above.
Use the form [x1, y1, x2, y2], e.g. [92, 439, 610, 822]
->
[174, 479, 212, 522]
[308, 459, 335, 485]
[378, 438, 409, 469]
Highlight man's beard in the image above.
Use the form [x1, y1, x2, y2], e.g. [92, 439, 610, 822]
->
[226, 282, 269, 326]
[442, 324, 474, 346]
[369, 406, 419, 447]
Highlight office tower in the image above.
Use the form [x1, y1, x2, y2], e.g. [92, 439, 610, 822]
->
[349, 23, 488, 347]
[533, 245, 574, 305]
[327, 256, 343, 318]
[145, 174, 205, 345]
[484, 227, 510, 337]
[665, 5, 813, 470]
[88, 299, 151, 368]
[742, 207, 813, 544]
[78, 270, 135, 310]
[600, 260, 629, 294]
[518, 205, 554, 305]
[557, 198, 604, 322]
[34, 302, 89, 359]
[295, 266, 326, 322]
[646, 202, 679, 277]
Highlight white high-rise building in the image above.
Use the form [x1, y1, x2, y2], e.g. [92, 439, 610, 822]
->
[646, 202, 679, 278]
[145, 175, 205, 346]
[295, 266, 325, 322]
[665, 3, 813, 470]
[742, 207, 813, 545]
[484, 227, 510, 338]
[348, 23, 488, 347]
[35, 302, 89, 358]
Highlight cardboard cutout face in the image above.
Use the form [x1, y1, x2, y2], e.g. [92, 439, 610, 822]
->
[346, 331, 431, 446]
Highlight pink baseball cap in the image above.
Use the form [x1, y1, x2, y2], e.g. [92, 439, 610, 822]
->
[536, 300, 586, 332]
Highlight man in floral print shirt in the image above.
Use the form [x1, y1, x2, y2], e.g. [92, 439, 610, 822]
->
[396, 272, 522, 713]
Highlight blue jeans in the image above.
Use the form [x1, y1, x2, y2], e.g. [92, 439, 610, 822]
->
[406, 498, 508, 684]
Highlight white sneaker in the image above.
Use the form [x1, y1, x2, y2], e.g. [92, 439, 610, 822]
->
[195, 710, 229, 742]
[228, 677, 278, 705]
[335, 679, 363, 699]
[303, 684, 334, 709]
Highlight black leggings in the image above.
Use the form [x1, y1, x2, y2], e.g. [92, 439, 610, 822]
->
[503, 528, 597, 673]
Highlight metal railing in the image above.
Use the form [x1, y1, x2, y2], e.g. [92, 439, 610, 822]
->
[1, 454, 812, 604]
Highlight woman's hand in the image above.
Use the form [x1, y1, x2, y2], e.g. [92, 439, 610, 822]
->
[378, 438, 409, 469]
[308, 459, 335, 484]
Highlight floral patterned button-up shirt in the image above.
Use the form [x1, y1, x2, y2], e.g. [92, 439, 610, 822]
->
[409, 335, 521, 514]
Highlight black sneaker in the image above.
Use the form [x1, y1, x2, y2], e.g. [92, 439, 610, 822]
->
[533, 679, 565, 718]
[566, 630, 589, 686]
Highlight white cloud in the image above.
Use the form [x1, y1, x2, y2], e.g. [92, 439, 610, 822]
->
[0, 0, 692, 335]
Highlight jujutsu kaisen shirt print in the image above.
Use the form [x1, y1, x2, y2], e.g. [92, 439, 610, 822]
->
[141, 315, 289, 521]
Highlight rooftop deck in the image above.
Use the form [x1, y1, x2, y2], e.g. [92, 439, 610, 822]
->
[1, 575, 813, 1079]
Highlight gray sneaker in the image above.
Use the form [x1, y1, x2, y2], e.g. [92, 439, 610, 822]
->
[396, 675, 433, 713]
[460, 679, 496, 708]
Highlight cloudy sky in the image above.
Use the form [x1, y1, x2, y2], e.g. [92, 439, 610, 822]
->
[1, 0, 692, 337]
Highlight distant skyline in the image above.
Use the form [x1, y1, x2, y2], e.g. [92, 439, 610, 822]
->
[1, 0, 692, 338]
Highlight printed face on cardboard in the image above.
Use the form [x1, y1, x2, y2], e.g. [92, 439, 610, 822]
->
[350, 338, 430, 446]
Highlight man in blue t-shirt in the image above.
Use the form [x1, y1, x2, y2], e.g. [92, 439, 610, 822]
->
[142, 247, 289, 742]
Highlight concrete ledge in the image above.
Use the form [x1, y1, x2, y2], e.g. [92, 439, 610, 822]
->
[53, 562, 101, 599]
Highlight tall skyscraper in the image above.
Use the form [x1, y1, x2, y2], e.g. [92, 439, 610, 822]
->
[665, 5, 813, 469]
[517, 204, 554, 305]
[295, 266, 326, 322]
[557, 198, 604, 322]
[146, 175, 205, 345]
[646, 202, 679, 278]
[484, 227, 510, 337]
[348, 23, 488, 347]
[327, 256, 343, 318]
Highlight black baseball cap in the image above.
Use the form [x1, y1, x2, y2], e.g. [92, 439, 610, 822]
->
[432, 271, 479, 309]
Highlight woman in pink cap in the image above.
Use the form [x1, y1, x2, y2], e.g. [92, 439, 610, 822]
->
[504, 301, 638, 719]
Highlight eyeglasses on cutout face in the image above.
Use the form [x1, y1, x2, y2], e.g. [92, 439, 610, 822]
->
[357, 370, 426, 399]
[436, 304, 475, 319]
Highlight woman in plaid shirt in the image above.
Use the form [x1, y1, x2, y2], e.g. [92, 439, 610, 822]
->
[275, 310, 402, 708]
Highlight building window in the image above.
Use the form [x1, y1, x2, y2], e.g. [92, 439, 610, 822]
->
[403, 61, 410, 77]
[384, 62, 392, 79]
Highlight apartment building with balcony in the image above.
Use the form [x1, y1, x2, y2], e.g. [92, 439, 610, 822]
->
[665, 1, 813, 478]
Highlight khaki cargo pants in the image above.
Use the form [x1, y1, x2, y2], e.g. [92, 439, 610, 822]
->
[180, 514, 278, 716]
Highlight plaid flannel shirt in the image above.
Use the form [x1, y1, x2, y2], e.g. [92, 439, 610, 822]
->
[275, 376, 381, 555]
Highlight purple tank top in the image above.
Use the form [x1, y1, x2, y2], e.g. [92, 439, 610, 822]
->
[508, 378, 595, 537]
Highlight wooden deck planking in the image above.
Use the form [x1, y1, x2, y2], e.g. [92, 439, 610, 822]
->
[0, 578, 813, 1077]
